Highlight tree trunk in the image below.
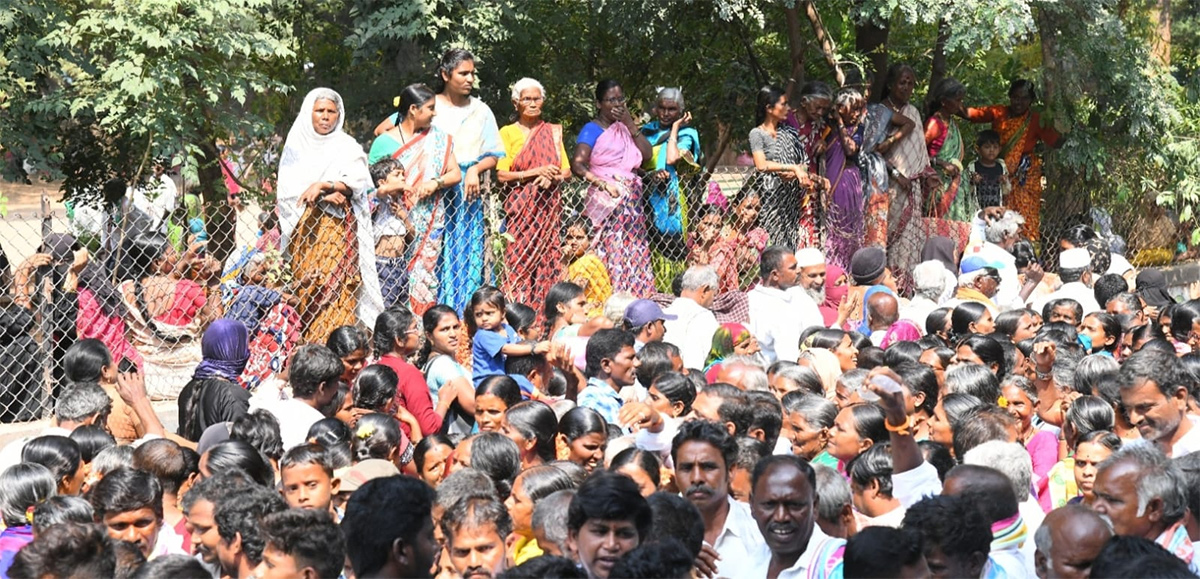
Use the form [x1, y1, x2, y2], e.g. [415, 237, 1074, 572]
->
[1035, 5, 1059, 108]
[783, 5, 807, 95]
[855, 15, 890, 101]
[1150, 0, 1171, 65]
[196, 138, 236, 263]
[802, 1, 845, 86]
[929, 19, 950, 91]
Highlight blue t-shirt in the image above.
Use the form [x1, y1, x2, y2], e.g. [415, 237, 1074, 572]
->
[472, 323, 519, 384]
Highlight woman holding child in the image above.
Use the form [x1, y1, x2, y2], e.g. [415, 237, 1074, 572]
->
[369, 84, 463, 316]
[966, 79, 1063, 240]
[279, 88, 384, 344]
[496, 78, 572, 309]
[570, 80, 656, 296]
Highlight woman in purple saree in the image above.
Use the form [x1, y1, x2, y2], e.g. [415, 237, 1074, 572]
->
[570, 80, 655, 296]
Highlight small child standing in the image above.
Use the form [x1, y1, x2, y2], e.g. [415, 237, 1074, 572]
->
[560, 216, 612, 314]
[964, 130, 1011, 209]
[369, 158, 415, 308]
[468, 286, 550, 385]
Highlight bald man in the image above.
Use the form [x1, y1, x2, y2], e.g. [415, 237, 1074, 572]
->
[866, 291, 899, 346]
[1034, 505, 1112, 579]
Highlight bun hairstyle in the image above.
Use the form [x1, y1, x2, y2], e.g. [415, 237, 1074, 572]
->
[352, 413, 406, 465]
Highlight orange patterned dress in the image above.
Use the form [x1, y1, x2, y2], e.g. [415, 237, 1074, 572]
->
[966, 106, 1062, 239]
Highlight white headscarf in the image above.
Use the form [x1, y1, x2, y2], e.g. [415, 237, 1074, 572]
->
[275, 87, 383, 328]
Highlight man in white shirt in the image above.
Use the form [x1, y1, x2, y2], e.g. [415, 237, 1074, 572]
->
[663, 266, 720, 369]
[749, 455, 845, 579]
[673, 420, 765, 578]
[965, 209, 1044, 311]
[1032, 247, 1101, 315]
[900, 261, 945, 330]
[255, 344, 342, 450]
[747, 246, 823, 364]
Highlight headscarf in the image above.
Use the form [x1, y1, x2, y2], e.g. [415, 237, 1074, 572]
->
[798, 348, 841, 399]
[1136, 269, 1175, 309]
[858, 285, 897, 335]
[276, 88, 373, 250]
[921, 236, 958, 275]
[819, 264, 849, 326]
[705, 323, 752, 368]
[880, 319, 923, 349]
[192, 319, 250, 382]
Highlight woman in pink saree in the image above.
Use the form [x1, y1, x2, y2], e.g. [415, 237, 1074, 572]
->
[570, 80, 655, 296]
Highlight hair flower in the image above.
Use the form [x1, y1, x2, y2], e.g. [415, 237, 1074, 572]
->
[997, 395, 1009, 408]
[25, 506, 34, 524]
[356, 426, 375, 440]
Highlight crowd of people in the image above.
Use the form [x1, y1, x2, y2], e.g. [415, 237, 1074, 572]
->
[0, 46, 1197, 579]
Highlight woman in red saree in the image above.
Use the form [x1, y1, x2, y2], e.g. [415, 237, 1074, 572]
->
[570, 80, 655, 296]
[966, 79, 1062, 240]
[497, 78, 571, 308]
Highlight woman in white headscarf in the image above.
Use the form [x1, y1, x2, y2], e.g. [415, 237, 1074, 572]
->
[277, 88, 383, 343]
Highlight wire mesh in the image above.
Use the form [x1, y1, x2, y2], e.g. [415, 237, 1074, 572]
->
[0, 157, 1175, 422]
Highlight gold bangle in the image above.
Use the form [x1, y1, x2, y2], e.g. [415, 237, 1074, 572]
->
[884, 417, 912, 436]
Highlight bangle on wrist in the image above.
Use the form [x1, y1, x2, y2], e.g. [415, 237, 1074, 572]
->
[884, 416, 912, 436]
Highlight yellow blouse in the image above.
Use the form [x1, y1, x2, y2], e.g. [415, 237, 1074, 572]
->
[567, 254, 612, 314]
[496, 123, 571, 172]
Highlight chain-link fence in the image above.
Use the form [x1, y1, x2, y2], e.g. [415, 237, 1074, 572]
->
[0, 157, 1180, 422]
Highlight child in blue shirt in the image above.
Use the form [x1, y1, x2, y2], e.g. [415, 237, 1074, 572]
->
[468, 286, 549, 385]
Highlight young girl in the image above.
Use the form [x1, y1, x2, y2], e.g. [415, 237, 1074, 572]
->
[543, 282, 589, 339]
[560, 216, 612, 314]
[467, 286, 549, 385]
[686, 205, 724, 266]
[1078, 312, 1121, 358]
[352, 412, 414, 475]
[369, 158, 416, 308]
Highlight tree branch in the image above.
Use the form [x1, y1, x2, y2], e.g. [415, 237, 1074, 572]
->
[801, 1, 845, 86]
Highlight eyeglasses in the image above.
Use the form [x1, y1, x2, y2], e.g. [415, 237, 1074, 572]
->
[519, 96, 544, 104]
[602, 96, 626, 104]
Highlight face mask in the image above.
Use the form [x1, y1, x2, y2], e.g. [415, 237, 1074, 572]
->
[1078, 334, 1094, 352]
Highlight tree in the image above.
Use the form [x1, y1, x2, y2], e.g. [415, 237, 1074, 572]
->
[1, 0, 297, 261]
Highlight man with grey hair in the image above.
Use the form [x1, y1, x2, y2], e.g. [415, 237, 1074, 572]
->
[1091, 441, 1199, 573]
[531, 489, 575, 558]
[963, 441, 1045, 553]
[901, 260, 946, 328]
[975, 209, 1044, 310]
[1033, 505, 1112, 579]
[813, 464, 856, 539]
[663, 265, 720, 368]
[0, 382, 114, 472]
[712, 355, 769, 392]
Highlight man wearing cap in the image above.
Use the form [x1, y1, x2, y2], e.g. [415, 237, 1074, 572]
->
[795, 248, 828, 305]
[846, 248, 898, 330]
[748, 246, 824, 364]
[1032, 247, 1100, 315]
[663, 265, 722, 369]
[624, 299, 676, 354]
[947, 255, 1002, 313]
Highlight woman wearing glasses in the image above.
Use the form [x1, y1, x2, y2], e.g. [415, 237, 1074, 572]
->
[496, 78, 572, 308]
[570, 80, 656, 297]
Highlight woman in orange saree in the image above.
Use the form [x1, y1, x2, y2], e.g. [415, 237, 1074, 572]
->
[966, 79, 1062, 240]
[497, 78, 571, 309]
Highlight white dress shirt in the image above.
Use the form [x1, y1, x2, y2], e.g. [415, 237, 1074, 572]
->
[663, 297, 720, 369]
[709, 497, 767, 578]
[748, 523, 845, 579]
[747, 285, 824, 364]
[900, 295, 939, 330]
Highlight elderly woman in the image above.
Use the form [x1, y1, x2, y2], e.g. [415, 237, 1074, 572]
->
[785, 81, 834, 175]
[431, 49, 505, 313]
[640, 87, 701, 292]
[496, 78, 571, 308]
[278, 88, 383, 343]
[966, 79, 1063, 240]
[116, 234, 222, 399]
[370, 83, 462, 315]
[570, 80, 655, 296]
[924, 78, 974, 221]
[875, 64, 929, 291]
[749, 85, 825, 250]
